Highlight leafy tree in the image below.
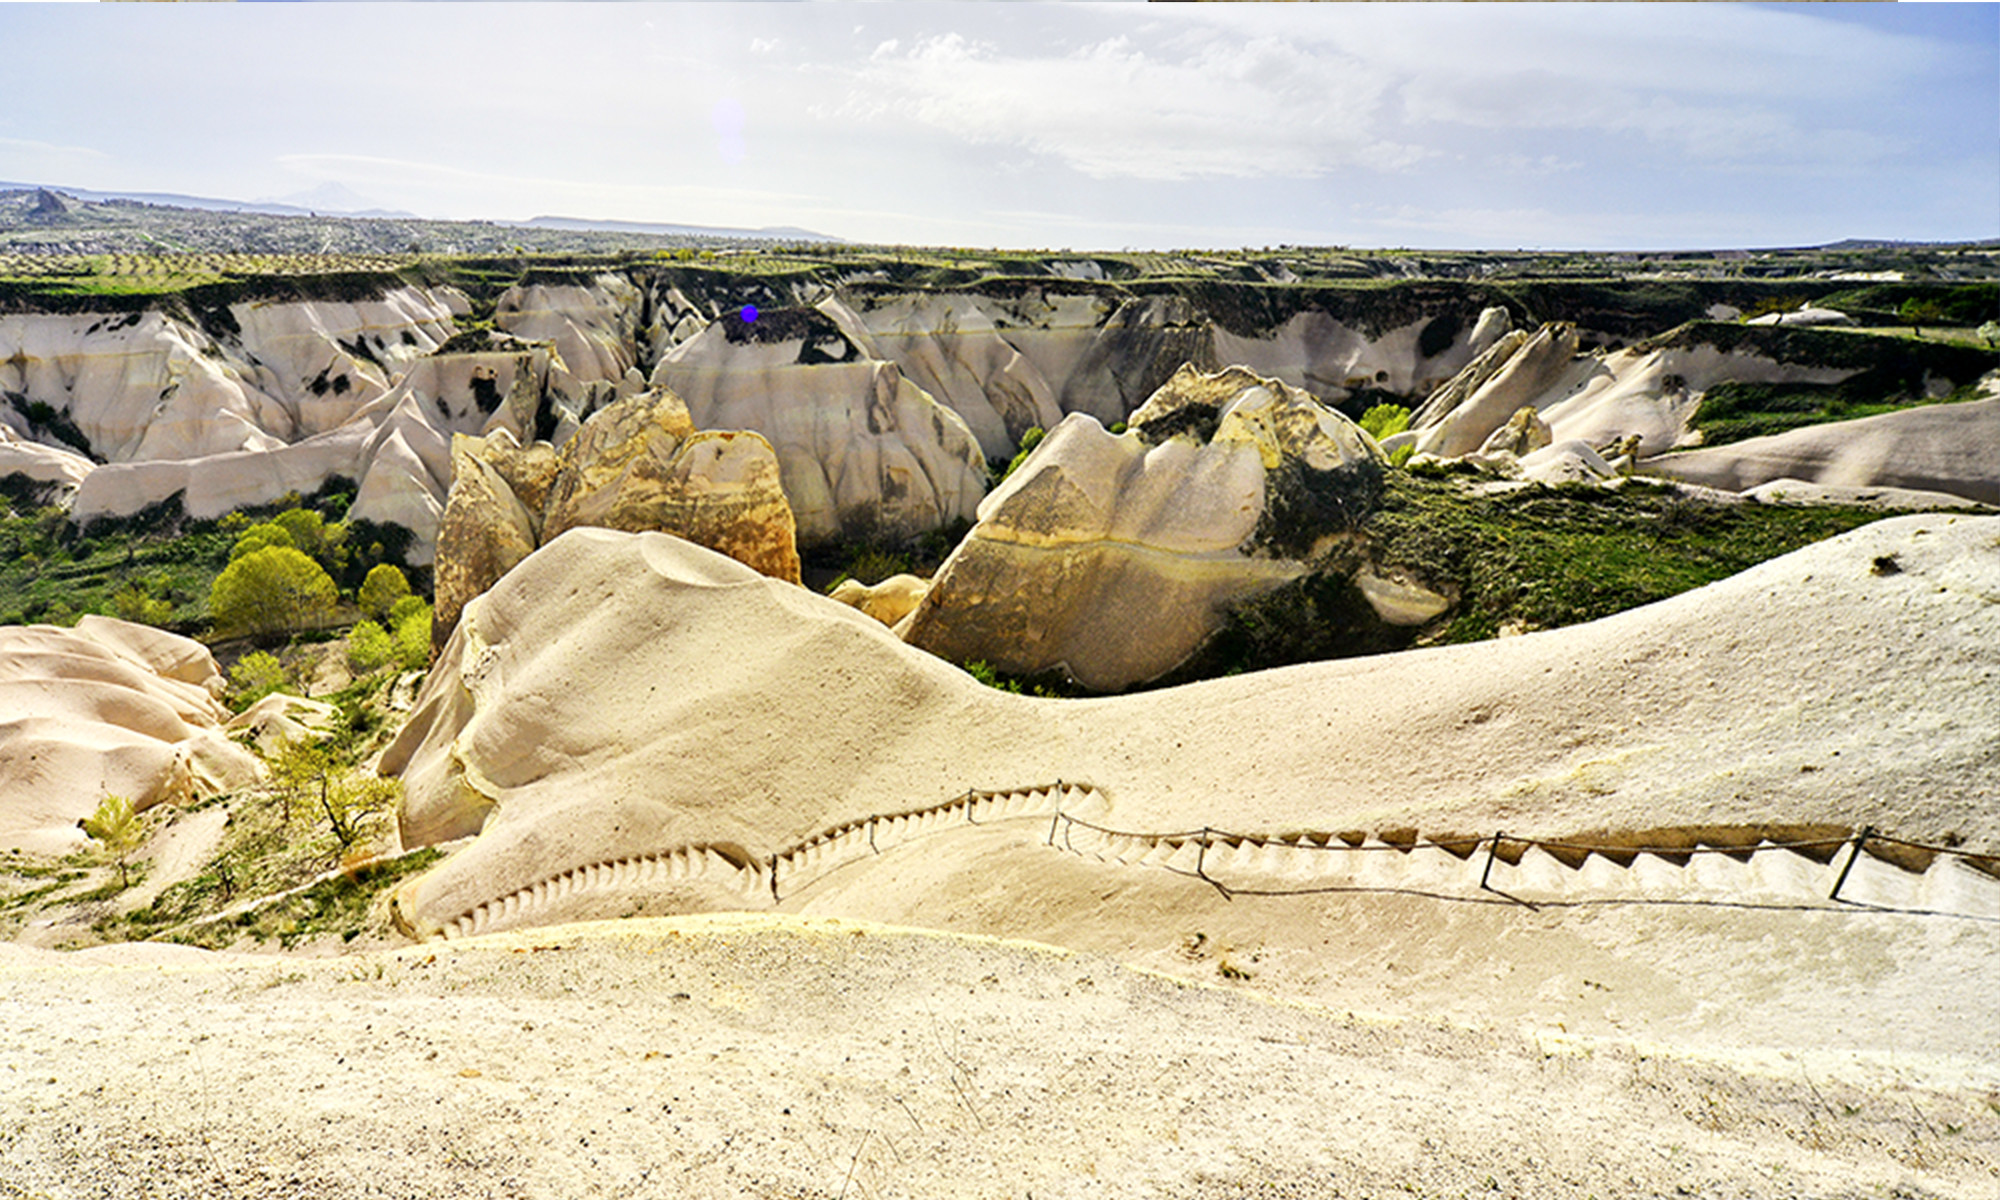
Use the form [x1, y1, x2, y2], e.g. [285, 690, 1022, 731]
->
[272, 508, 327, 559]
[322, 775, 401, 852]
[391, 599, 433, 670]
[346, 620, 396, 674]
[357, 564, 411, 619]
[81, 793, 144, 888]
[1898, 298, 1943, 338]
[228, 521, 295, 562]
[210, 546, 337, 638]
[230, 650, 288, 707]
[268, 740, 328, 824]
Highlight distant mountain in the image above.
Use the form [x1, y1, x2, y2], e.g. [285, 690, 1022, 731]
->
[521, 214, 840, 243]
[0, 180, 369, 218]
[251, 181, 417, 220]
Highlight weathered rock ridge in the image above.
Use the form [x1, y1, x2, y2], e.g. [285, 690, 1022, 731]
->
[0, 616, 259, 854]
[382, 513, 2000, 939]
[431, 385, 801, 652]
[900, 365, 1386, 691]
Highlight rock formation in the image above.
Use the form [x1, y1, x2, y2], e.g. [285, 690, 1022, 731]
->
[1641, 398, 2000, 507]
[382, 513, 2000, 939]
[899, 365, 1385, 692]
[431, 437, 542, 657]
[0, 616, 260, 854]
[828, 574, 930, 627]
[431, 385, 802, 652]
[651, 320, 988, 547]
[494, 275, 642, 387]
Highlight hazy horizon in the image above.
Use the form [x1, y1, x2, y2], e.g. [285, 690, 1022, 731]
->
[0, 2, 1993, 252]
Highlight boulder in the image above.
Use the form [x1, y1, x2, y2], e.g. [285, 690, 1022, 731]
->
[0, 618, 260, 854]
[539, 385, 802, 584]
[1477, 407, 1554, 458]
[900, 365, 1384, 692]
[432, 437, 542, 656]
[829, 574, 930, 627]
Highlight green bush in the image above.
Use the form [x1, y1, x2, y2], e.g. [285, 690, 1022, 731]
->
[228, 521, 296, 562]
[346, 620, 395, 673]
[230, 651, 287, 706]
[111, 583, 173, 626]
[1359, 403, 1412, 441]
[390, 599, 432, 670]
[356, 564, 411, 619]
[81, 793, 144, 888]
[210, 546, 338, 637]
[998, 426, 1046, 483]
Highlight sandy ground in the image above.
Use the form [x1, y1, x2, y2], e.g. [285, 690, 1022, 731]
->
[2, 915, 1996, 1200]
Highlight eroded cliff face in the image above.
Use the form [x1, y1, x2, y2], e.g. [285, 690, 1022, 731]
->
[10, 272, 1989, 564]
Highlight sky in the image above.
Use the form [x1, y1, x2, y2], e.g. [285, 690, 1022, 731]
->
[0, 2, 1993, 252]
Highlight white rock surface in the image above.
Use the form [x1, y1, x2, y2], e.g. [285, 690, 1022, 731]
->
[0, 616, 260, 854]
[382, 512, 2000, 940]
[1641, 399, 2000, 507]
[495, 275, 642, 386]
[652, 324, 987, 546]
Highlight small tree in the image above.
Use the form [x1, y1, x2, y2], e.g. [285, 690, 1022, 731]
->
[269, 740, 329, 824]
[230, 650, 288, 707]
[322, 776, 401, 853]
[81, 794, 143, 888]
[210, 547, 338, 638]
[1359, 403, 1412, 441]
[346, 620, 396, 673]
[1898, 298, 1943, 338]
[228, 522, 296, 562]
[390, 599, 433, 670]
[357, 564, 411, 620]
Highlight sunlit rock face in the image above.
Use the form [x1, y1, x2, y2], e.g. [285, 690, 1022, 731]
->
[1642, 398, 2000, 507]
[818, 293, 1515, 462]
[900, 365, 1386, 692]
[650, 317, 987, 548]
[430, 385, 803, 652]
[0, 616, 260, 855]
[0, 288, 456, 464]
[346, 339, 569, 563]
[494, 275, 643, 387]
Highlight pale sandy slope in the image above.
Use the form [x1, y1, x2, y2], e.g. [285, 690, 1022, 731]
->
[388, 512, 2000, 938]
[1, 917, 1994, 1200]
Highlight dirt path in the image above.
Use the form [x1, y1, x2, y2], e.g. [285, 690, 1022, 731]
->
[1, 916, 1994, 1200]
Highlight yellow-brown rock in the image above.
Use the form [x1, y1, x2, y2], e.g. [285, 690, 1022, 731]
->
[540, 386, 801, 584]
[432, 435, 542, 655]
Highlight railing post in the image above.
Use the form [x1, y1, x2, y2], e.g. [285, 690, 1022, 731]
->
[1829, 825, 1874, 902]
[1047, 810, 1061, 846]
[1480, 832, 1505, 893]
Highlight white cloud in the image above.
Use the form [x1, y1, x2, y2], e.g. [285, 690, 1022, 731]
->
[839, 29, 1425, 181]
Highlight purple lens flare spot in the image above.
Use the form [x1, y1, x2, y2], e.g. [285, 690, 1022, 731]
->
[740, 305, 759, 324]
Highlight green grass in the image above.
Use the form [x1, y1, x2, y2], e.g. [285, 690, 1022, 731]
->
[1692, 378, 1986, 447]
[1166, 474, 1901, 684]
